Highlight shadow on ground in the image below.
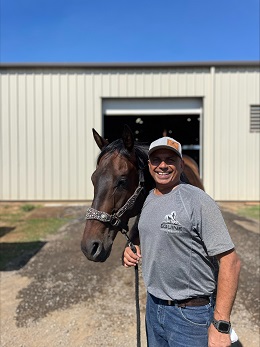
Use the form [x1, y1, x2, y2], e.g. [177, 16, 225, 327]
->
[0, 226, 16, 237]
[0, 241, 46, 271]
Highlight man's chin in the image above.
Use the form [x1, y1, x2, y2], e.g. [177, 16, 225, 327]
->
[155, 173, 172, 181]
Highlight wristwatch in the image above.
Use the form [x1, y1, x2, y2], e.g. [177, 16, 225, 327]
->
[212, 318, 231, 334]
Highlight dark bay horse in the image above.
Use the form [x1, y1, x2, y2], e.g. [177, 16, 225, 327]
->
[81, 125, 204, 262]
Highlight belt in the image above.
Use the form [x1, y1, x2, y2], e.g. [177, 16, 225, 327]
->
[165, 296, 210, 308]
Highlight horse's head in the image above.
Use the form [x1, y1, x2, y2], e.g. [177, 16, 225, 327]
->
[81, 125, 149, 262]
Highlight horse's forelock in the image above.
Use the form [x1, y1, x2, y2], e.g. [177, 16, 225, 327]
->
[97, 139, 125, 164]
[97, 139, 148, 169]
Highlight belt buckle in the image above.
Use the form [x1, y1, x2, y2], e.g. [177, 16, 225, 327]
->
[167, 300, 176, 306]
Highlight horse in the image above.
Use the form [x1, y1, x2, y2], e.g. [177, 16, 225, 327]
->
[181, 154, 205, 191]
[81, 125, 205, 262]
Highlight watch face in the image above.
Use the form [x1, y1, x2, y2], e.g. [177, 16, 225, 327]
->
[218, 322, 230, 332]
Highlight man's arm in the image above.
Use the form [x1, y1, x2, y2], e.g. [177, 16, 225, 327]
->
[128, 215, 141, 245]
[208, 249, 241, 347]
[121, 216, 141, 266]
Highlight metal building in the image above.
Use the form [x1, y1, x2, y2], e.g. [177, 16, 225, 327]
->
[0, 62, 259, 201]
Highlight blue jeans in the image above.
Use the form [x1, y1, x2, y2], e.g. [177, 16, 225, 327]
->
[146, 293, 213, 347]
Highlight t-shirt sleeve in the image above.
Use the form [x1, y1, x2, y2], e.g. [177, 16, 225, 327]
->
[194, 192, 234, 256]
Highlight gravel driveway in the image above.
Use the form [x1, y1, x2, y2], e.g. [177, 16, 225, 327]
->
[0, 203, 259, 347]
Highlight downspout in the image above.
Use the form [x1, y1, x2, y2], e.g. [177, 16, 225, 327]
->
[210, 66, 216, 198]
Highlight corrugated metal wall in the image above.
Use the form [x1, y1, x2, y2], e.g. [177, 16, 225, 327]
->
[1, 70, 96, 200]
[0, 64, 259, 201]
[213, 67, 260, 200]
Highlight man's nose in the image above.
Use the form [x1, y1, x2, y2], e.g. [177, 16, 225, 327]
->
[158, 160, 168, 167]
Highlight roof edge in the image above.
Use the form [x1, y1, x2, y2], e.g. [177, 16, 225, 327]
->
[0, 61, 259, 69]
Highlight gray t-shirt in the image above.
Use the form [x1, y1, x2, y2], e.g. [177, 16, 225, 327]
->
[138, 183, 234, 301]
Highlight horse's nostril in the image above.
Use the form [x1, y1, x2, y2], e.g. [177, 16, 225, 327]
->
[91, 241, 100, 257]
[81, 237, 112, 262]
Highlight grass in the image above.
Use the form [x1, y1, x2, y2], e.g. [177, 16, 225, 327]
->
[8, 217, 70, 242]
[0, 204, 71, 270]
[237, 205, 260, 221]
[20, 204, 36, 212]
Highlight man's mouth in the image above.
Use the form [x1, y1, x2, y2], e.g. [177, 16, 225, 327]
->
[156, 172, 171, 176]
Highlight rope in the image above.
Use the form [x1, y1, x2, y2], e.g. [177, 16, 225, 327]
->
[128, 241, 141, 347]
[134, 264, 141, 347]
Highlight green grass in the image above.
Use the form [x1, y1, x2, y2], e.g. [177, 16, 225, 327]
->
[0, 209, 24, 224]
[18, 218, 69, 241]
[20, 204, 36, 212]
[237, 205, 260, 221]
[0, 205, 71, 269]
[0, 204, 39, 224]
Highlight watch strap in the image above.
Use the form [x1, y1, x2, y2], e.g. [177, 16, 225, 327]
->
[212, 318, 231, 334]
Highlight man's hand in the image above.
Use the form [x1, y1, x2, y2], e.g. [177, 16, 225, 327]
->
[208, 324, 231, 347]
[123, 245, 141, 267]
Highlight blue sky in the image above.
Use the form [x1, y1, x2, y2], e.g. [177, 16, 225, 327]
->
[0, 0, 259, 63]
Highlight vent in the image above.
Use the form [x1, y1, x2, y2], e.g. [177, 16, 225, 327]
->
[250, 105, 260, 132]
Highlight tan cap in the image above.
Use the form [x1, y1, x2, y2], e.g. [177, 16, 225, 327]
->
[148, 137, 182, 158]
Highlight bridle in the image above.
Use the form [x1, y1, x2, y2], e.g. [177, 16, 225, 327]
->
[85, 169, 145, 236]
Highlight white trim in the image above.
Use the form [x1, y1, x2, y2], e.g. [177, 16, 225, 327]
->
[105, 108, 202, 116]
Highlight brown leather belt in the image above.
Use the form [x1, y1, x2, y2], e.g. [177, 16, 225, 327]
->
[166, 296, 210, 307]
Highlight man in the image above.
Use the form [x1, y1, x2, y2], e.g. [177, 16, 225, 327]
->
[123, 136, 241, 347]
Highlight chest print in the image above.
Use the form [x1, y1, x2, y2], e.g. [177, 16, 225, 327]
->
[160, 210, 183, 233]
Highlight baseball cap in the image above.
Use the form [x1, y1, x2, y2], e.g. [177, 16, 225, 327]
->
[148, 137, 182, 158]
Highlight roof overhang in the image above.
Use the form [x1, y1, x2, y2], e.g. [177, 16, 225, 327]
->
[0, 61, 259, 70]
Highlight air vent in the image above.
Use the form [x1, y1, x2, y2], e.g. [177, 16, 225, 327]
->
[250, 105, 260, 132]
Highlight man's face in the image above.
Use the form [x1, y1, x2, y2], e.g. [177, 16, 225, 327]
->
[148, 149, 183, 191]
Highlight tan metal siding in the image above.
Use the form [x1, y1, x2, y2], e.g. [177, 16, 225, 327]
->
[0, 70, 95, 200]
[0, 66, 259, 201]
[214, 68, 260, 200]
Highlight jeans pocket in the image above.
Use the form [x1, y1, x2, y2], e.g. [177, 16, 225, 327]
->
[178, 303, 212, 327]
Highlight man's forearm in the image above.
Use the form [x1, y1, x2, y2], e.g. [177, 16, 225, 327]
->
[214, 249, 241, 320]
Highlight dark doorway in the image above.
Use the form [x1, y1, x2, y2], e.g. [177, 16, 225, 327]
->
[104, 114, 201, 167]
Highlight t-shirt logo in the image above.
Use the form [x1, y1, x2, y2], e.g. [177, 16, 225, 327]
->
[161, 211, 183, 233]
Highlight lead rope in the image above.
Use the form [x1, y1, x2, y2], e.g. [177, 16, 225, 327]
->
[120, 167, 144, 347]
[121, 230, 141, 347]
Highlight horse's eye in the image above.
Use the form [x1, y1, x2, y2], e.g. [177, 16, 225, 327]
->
[117, 178, 127, 189]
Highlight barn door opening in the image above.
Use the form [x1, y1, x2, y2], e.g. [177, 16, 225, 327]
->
[102, 98, 203, 172]
[104, 114, 201, 168]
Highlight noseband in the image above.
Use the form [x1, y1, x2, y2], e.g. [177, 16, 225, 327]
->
[85, 170, 145, 233]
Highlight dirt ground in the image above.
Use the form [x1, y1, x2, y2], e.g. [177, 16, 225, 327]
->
[0, 202, 259, 347]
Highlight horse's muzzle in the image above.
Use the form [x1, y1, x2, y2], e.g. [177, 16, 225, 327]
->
[81, 239, 112, 262]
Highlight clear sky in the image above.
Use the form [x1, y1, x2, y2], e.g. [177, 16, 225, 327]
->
[0, 0, 259, 63]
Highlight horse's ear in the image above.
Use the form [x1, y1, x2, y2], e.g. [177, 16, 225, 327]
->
[92, 128, 109, 150]
[122, 124, 134, 151]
